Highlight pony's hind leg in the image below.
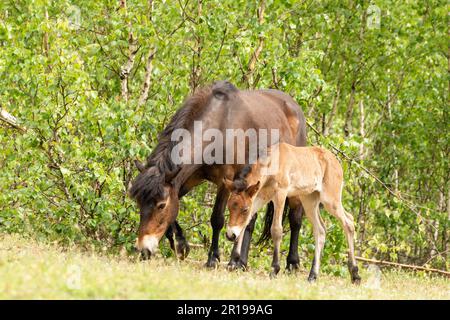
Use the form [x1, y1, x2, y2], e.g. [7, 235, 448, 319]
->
[323, 200, 361, 284]
[166, 221, 190, 260]
[286, 200, 304, 272]
[228, 213, 257, 271]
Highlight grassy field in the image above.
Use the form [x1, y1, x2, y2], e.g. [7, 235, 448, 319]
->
[0, 234, 448, 299]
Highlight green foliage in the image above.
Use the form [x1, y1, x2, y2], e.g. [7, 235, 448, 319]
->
[0, 0, 448, 271]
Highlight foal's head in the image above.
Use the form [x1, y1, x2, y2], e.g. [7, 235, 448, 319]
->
[223, 176, 260, 242]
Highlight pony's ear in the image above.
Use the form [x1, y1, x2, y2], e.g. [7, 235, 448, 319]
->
[212, 80, 237, 100]
[222, 177, 235, 191]
[164, 167, 181, 183]
[245, 181, 260, 197]
[134, 160, 146, 173]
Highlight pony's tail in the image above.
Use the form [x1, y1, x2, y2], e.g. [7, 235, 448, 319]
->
[257, 200, 290, 246]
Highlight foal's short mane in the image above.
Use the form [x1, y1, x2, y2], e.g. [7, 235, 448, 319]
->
[232, 165, 252, 192]
[129, 86, 213, 204]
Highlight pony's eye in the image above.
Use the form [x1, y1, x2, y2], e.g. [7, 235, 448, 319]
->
[157, 203, 166, 210]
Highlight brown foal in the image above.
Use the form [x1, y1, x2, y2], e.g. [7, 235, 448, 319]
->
[223, 143, 361, 283]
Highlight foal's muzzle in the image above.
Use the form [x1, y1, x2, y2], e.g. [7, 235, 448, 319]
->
[226, 227, 241, 242]
[226, 232, 236, 242]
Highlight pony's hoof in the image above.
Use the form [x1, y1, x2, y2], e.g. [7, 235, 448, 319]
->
[352, 275, 362, 285]
[286, 263, 300, 274]
[227, 263, 237, 272]
[227, 260, 247, 272]
[176, 239, 190, 260]
[205, 257, 220, 269]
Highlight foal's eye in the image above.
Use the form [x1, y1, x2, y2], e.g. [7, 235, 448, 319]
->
[157, 203, 166, 210]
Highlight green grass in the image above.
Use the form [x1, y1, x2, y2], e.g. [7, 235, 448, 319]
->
[0, 234, 448, 299]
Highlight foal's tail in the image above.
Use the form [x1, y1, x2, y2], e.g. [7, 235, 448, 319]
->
[257, 200, 290, 246]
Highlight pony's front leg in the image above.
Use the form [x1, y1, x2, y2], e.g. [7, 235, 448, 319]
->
[227, 213, 257, 271]
[165, 221, 190, 260]
[205, 186, 229, 268]
[270, 193, 286, 278]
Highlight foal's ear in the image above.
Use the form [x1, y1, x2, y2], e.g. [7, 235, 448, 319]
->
[222, 177, 234, 191]
[134, 160, 146, 173]
[246, 181, 260, 197]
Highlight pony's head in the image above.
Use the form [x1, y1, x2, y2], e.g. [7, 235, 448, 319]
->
[128, 82, 238, 258]
[129, 161, 179, 259]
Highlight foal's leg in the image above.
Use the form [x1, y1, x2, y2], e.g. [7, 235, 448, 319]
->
[324, 201, 361, 284]
[270, 193, 287, 278]
[303, 196, 325, 282]
[206, 186, 230, 268]
[228, 213, 257, 271]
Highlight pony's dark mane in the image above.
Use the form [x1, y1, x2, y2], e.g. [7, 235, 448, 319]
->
[129, 86, 213, 204]
[146, 86, 213, 172]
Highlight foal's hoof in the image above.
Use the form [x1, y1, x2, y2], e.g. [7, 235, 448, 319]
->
[307, 273, 317, 283]
[269, 266, 280, 279]
[349, 265, 361, 285]
[176, 239, 190, 260]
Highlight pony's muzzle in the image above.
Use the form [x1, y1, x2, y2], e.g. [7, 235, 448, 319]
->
[140, 248, 151, 261]
[135, 235, 159, 259]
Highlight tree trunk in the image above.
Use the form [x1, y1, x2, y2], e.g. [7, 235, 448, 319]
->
[323, 82, 341, 136]
[138, 49, 156, 107]
[118, 0, 139, 103]
[344, 83, 356, 137]
[243, 0, 265, 87]
[120, 32, 138, 102]
[189, 1, 203, 92]
[43, 8, 49, 56]
[356, 100, 367, 255]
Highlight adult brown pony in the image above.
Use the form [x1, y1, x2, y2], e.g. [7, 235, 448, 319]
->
[129, 81, 307, 270]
